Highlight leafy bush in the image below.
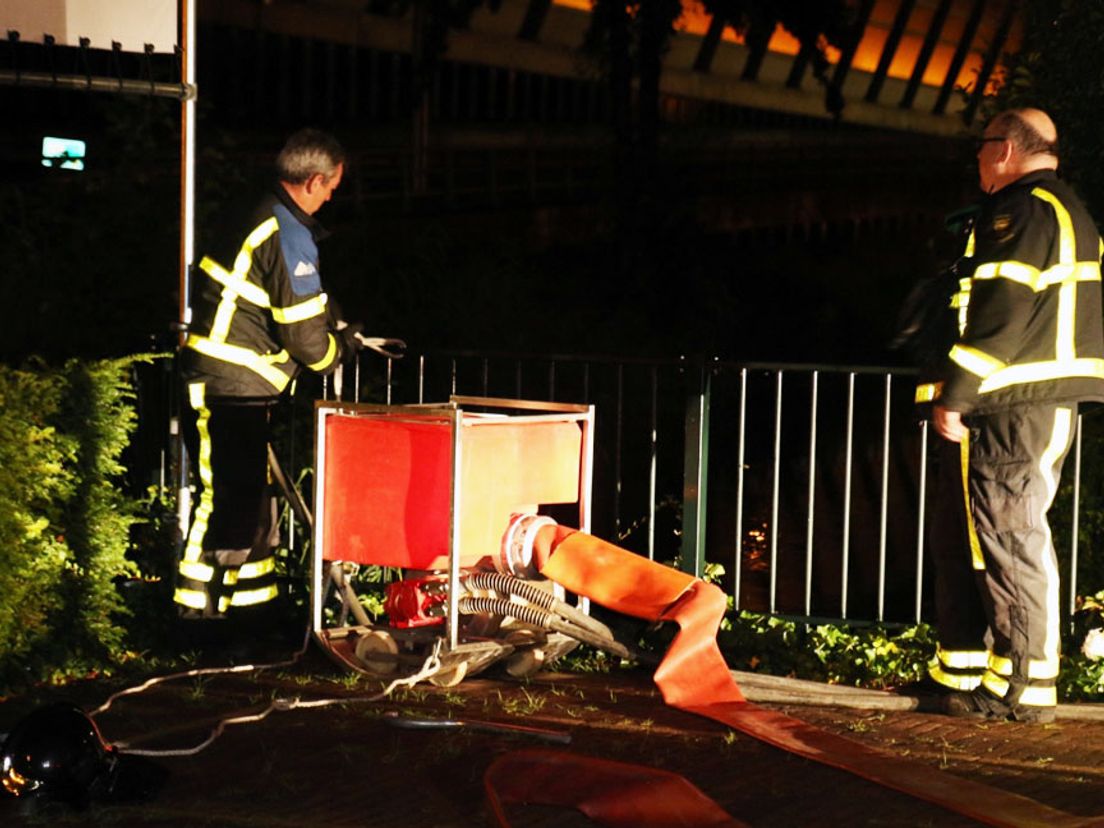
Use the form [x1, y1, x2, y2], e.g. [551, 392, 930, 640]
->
[0, 356, 154, 693]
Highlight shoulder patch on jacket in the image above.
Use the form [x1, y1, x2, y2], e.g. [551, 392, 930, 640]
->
[991, 213, 1013, 241]
[273, 203, 322, 296]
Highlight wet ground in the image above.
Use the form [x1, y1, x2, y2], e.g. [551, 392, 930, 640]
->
[2, 646, 1104, 827]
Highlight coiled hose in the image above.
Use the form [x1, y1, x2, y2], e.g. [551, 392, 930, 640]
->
[457, 596, 631, 660]
[461, 571, 615, 641]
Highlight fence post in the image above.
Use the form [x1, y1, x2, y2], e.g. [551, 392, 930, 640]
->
[681, 358, 712, 577]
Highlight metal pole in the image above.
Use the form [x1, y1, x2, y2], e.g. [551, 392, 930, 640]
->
[876, 373, 892, 622]
[804, 371, 819, 617]
[680, 360, 711, 578]
[615, 363, 624, 538]
[175, 0, 197, 542]
[418, 354, 425, 403]
[648, 365, 658, 560]
[1069, 413, 1083, 627]
[769, 370, 783, 614]
[841, 372, 856, 619]
[734, 367, 747, 609]
[914, 419, 928, 625]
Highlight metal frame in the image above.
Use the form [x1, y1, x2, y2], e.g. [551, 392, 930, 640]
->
[311, 395, 595, 659]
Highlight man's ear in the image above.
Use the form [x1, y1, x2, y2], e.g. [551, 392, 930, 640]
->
[996, 140, 1015, 165]
[304, 172, 326, 194]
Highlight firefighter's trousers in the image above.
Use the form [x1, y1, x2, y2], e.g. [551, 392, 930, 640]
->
[932, 403, 1074, 711]
[174, 382, 280, 619]
[927, 432, 989, 691]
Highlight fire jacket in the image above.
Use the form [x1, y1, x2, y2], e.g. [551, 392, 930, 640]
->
[927, 170, 1104, 415]
[183, 186, 343, 399]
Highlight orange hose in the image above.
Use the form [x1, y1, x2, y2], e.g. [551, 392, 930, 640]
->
[527, 528, 1095, 828]
[484, 748, 745, 828]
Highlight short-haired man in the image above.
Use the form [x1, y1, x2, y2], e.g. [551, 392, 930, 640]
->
[927, 109, 1104, 722]
[175, 128, 362, 634]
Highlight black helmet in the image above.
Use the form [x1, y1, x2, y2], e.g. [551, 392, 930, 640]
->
[1, 703, 119, 809]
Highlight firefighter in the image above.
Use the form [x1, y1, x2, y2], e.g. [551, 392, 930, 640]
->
[894, 206, 990, 704]
[175, 129, 364, 639]
[926, 109, 1104, 722]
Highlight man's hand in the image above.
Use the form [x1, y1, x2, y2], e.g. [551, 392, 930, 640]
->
[933, 404, 969, 443]
[337, 322, 366, 359]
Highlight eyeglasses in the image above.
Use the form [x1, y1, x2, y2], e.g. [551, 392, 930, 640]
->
[975, 136, 1007, 151]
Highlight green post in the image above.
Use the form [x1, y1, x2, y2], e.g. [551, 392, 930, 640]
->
[680, 359, 711, 577]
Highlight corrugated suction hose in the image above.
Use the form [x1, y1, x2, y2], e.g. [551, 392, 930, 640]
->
[456, 596, 630, 659]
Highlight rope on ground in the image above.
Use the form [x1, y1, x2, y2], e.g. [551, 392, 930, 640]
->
[108, 640, 443, 758]
[90, 626, 314, 719]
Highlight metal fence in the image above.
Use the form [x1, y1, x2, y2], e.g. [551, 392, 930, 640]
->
[259, 349, 1102, 629]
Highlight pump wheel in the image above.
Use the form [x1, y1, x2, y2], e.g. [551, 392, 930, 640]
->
[354, 630, 400, 676]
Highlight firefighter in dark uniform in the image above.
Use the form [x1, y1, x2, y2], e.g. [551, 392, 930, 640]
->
[175, 129, 363, 628]
[926, 109, 1104, 722]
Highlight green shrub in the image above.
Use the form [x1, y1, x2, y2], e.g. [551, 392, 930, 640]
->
[0, 356, 153, 692]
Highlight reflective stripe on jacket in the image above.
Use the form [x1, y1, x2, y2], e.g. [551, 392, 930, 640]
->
[183, 187, 341, 398]
[939, 170, 1104, 414]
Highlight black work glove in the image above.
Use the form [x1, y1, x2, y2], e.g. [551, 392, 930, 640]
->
[337, 322, 366, 361]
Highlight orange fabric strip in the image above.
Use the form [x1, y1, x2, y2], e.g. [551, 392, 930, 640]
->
[537, 530, 1095, 828]
[484, 748, 746, 828]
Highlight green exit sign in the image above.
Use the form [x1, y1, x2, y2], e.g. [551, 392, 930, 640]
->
[42, 137, 86, 171]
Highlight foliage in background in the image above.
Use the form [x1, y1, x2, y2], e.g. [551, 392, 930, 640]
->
[0, 356, 159, 694]
[716, 613, 934, 689]
[988, 0, 1104, 221]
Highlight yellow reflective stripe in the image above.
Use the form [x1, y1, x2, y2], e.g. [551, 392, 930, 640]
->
[1018, 685, 1058, 707]
[915, 382, 942, 403]
[183, 383, 213, 564]
[950, 344, 1006, 378]
[984, 674, 1057, 707]
[981, 672, 1008, 697]
[174, 588, 207, 610]
[961, 433, 985, 571]
[1039, 407, 1071, 674]
[223, 569, 239, 586]
[235, 217, 280, 273]
[954, 277, 971, 336]
[969, 260, 1099, 292]
[1032, 189, 1080, 361]
[978, 357, 1104, 393]
[198, 217, 279, 343]
[199, 256, 272, 308]
[307, 334, 339, 372]
[964, 228, 975, 258]
[272, 293, 328, 324]
[186, 335, 292, 392]
[973, 260, 1041, 289]
[239, 557, 276, 580]
[987, 653, 1060, 680]
[179, 561, 214, 583]
[231, 585, 279, 606]
[1038, 261, 1101, 289]
[1031, 187, 1075, 264]
[937, 645, 989, 670]
[930, 664, 982, 691]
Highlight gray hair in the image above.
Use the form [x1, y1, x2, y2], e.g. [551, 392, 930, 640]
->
[276, 129, 346, 184]
[987, 111, 1058, 158]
